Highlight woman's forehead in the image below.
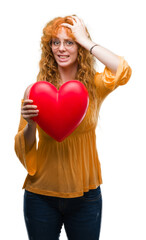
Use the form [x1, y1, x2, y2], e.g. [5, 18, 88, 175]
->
[52, 27, 73, 40]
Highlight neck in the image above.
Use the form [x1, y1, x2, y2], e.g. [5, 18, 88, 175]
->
[58, 61, 78, 83]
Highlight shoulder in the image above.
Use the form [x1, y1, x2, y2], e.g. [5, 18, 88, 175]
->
[23, 83, 34, 100]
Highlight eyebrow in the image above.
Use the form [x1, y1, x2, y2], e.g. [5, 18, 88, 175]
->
[52, 38, 73, 41]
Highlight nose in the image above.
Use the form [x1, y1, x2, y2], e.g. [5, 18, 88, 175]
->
[58, 42, 66, 51]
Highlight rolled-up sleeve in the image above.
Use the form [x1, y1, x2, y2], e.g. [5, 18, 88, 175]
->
[94, 56, 132, 100]
[14, 99, 37, 176]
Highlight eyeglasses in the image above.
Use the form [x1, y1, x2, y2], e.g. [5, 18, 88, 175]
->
[49, 39, 76, 50]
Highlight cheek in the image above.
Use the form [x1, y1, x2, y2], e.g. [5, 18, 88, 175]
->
[70, 49, 78, 59]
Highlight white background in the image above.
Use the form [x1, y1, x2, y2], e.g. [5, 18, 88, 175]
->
[0, 0, 145, 239]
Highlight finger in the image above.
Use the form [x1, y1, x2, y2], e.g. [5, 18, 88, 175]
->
[61, 23, 73, 29]
[23, 113, 38, 118]
[22, 105, 38, 109]
[70, 15, 79, 22]
[21, 109, 39, 114]
[23, 99, 33, 103]
[67, 16, 77, 24]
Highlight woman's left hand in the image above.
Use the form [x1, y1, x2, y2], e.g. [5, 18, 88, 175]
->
[61, 16, 89, 45]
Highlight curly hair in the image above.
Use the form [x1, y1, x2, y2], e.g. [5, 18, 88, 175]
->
[36, 14, 98, 101]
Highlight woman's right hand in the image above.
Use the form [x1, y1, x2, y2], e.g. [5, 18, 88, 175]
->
[21, 84, 39, 127]
[21, 99, 39, 126]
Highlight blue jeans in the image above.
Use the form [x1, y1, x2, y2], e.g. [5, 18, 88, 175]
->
[23, 186, 102, 240]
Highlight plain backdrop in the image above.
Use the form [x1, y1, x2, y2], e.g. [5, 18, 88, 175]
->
[0, 0, 146, 239]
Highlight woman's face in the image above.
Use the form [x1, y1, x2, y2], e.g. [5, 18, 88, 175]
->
[51, 28, 78, 68]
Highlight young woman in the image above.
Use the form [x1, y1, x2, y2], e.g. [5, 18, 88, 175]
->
[14, 15, 132, 240]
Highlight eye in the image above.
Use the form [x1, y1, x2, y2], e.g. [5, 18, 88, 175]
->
[66, 40, 74, 45]
[53, 40, 60, 45]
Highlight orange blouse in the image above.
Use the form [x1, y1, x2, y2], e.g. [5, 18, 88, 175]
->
[14, 56, 132, 198]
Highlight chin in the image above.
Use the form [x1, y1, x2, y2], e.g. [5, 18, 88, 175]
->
[58, 63, 71, 67]
[58, 60, 77, 68]
[57, 61, 73, 67]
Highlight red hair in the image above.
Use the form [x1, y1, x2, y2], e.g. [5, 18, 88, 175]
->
[37, 14, 98, 101]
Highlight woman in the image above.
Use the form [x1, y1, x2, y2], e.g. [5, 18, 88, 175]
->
[14, 15, 132, 240]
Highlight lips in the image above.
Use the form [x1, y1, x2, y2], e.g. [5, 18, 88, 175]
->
[58, 55, 70, 58]
[57, 55, 70, 62]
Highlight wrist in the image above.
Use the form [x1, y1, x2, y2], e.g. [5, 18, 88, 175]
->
[90, 44, 99, 54]
[28, 122, 36, 129]
[79, 39, 98, 53]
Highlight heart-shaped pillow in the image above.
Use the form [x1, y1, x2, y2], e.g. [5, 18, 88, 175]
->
[28, 80, 89, 142]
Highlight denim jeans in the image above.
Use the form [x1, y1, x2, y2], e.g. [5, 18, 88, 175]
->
[23, 186, 102, 240]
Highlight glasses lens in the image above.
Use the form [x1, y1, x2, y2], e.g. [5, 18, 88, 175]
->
[50, 39, 75, 49]
[65, 40, 75, 49]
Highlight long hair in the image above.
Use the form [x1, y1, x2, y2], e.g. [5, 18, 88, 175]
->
[36, 15, 98, 101]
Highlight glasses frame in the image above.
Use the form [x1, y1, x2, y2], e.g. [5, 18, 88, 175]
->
[49, 39, 77, 50]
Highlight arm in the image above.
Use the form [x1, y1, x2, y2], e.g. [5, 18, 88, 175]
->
[14, 84, 39, 176]
[61, 15, 120, 74]
[23, 118, 36, 152]
[80, 39, 120, 74]
[22, 84, 37, 152]
[62, 16, 132, 99]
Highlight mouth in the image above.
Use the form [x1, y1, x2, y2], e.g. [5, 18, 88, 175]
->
[57, 55, 70, 62]
[58, 55, 70, 58]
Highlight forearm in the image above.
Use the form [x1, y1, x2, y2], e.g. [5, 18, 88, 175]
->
[23, 123, 36, 153]
[80, 39, 120, 74]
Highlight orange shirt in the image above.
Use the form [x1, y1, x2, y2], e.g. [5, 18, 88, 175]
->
[14, 56, 132, 198]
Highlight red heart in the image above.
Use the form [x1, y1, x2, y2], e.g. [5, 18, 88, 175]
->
[28, 80, 89, 142]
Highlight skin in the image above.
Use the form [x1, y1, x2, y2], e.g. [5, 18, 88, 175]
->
[61, 15, 120, 74]
[51, 27, 79, 84]
[22, 28, 78, 150]
[22, 27, 79, 127]
[21, 15, 120, 151]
